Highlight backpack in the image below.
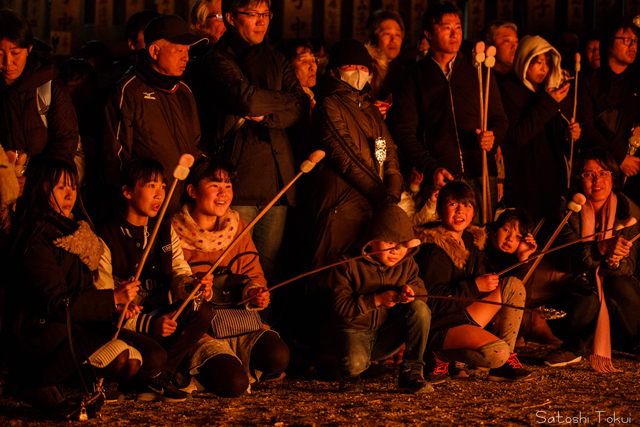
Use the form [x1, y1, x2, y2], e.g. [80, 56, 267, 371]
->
[37, 80, 86, 185]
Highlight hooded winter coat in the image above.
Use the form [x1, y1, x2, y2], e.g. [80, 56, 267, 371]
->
[417, 224, 489, 344]
[499, 35, 572, 222]
[310, 75, 403, 270]
[0, 55, 78, 163]
[330, 205, 426, 330]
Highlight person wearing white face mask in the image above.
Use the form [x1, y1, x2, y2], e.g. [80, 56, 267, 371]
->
[309, 39, 403, 276]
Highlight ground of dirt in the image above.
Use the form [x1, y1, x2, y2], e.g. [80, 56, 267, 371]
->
[0, 342, 638, 426]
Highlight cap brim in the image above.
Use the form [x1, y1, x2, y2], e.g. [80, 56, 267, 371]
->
[166, 34, 208, 46]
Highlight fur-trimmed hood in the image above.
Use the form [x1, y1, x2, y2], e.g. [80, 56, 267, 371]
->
[418, 224, 487, 270]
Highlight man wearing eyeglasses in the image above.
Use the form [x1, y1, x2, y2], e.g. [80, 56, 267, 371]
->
[578, 16, 640, 204]
[196, 0, 308, 287]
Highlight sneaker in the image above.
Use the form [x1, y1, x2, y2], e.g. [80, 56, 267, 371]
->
[424, 352, 452, 385]
[261, 371, 286, 382]
[136, 377, 189, 403]
[544, 349, 582, 367]
[179, 377, 198, 395]
[449, 361, 470, 379]
[339, 375, 363, 393]
[487, 353, 532, 381]
[98, 382, 124, 404]
[398, 370, 434, 394]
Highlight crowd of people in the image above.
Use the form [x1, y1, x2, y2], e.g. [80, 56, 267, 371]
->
[1, 0, 640, 418]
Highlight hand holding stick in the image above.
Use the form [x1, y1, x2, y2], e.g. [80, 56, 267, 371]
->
[481, 45, 496, 223]
[171, 150, 326, 321]
[520, 193, 586, 285]
[237, 239, 422, 306]
[498, 216, 637, 276]
[412, 294, 566, 320]
[113, 153, 195, 339]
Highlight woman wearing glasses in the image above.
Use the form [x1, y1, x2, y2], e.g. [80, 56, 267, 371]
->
[191, 0, 226, 45]
[544, 149, 640, 368]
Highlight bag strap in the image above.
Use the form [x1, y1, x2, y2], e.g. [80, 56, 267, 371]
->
[36, 80, 52, 128]
[65, 297, 102, 394]
[190, 251, 259, 272]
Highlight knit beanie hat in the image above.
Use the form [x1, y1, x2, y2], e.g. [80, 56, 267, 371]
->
[327, 39, 373, 70]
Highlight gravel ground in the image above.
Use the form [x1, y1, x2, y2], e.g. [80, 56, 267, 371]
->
[1, 342, 638, 426]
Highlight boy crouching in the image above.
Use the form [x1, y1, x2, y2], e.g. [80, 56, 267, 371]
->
[330, 204, 433, 393]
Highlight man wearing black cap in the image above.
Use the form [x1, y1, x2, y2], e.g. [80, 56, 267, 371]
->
[196, 0, 307, 285]
[103, 14, 207, 214]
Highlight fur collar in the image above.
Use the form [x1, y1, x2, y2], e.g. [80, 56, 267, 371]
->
[418, 225, 487, 270]
[52, 220, 103, 271]
[171, 205, 239, 252]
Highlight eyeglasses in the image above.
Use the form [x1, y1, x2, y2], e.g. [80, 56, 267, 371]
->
[613, 37, 639, 46]
[235, 11, 273, 20]
[206, 14, 223, 21]
[581, 170, 612, 179]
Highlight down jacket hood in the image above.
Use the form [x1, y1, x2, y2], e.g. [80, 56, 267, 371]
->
[419, 224, 487, 270]
[513, 35, 563, 93]
[361, 204, 419, 263]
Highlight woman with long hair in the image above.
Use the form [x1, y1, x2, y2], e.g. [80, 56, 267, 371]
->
[5, 158, 164, 415]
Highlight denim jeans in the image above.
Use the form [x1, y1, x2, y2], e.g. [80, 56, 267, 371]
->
[231, 205, 288, 281]
[334, 300, 431, 377]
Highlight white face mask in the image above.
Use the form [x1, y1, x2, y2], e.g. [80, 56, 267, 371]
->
[338, 69, 370, 91]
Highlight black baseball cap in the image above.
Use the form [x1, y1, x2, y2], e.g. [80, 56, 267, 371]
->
[144, 14, 207, 46]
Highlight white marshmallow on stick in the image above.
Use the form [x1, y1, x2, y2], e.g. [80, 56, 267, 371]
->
[521, 193, 587, 285]
[481, 45, 496, 223]
[113, 153, 195, 340]
[172, 150, 327, 321]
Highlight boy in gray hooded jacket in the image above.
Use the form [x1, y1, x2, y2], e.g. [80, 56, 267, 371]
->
[330, 204, 433, 394]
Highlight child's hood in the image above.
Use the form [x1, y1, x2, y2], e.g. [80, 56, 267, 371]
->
[418, 224, 487, 270]
[361, 204, 419, 263]
[513, 35, 563, 93]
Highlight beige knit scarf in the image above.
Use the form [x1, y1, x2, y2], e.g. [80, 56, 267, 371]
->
[171, 205, 239, 252]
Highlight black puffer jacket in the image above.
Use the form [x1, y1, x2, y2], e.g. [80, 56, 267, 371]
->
[0, 56, 78, 163]
[197, 31, 308, 206]
[310, 75, 403, 268]
[417, 224, 489, 324]
[7, 212, 115, 386]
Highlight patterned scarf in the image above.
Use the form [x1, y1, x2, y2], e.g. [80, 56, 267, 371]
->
[580, 193, 622, 373]
[171, 205, 239, 252]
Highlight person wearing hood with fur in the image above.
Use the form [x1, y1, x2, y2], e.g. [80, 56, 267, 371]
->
[417, 181, 531, 382]
[499, 35, 581, 223]
[330, 204, 432, 394]
[310, 39, 403, 274]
